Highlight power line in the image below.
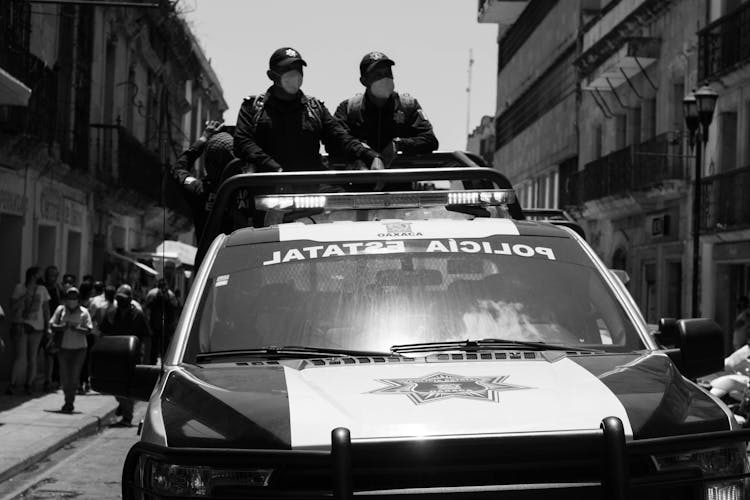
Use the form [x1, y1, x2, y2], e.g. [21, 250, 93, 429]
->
[465, 49, 474, 139]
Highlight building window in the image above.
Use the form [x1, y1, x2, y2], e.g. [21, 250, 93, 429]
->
[593, 123, 603, 159]
[719, 111, 738, 172]
[665, 260, 682, 318]
[673, 83, 685, 131]
[643, 98, 656, 140]
[615, 114, 627, 150]
[66, 230, 81, 279]
[642, 261, 657, 323]
[630, 106, 642, 145]
[37, 225, 56, 269]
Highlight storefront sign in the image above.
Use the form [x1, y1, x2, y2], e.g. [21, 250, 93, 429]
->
[39, 188, 62, 221]
[0, 189, 26, 216]
[63, 198, 85, 227]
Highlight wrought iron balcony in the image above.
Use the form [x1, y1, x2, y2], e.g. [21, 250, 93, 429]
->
[701, 165, 750, 233]
[698, 2, 750, 81]
[580, 131, 687, 203]
[90, 124, 189, 216]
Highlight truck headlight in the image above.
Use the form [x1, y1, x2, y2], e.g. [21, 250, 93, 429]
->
[139, 457, 273, 496]
[652, 445, 749, 499]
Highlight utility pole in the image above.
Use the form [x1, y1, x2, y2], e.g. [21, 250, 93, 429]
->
[465, 49, 474, 138]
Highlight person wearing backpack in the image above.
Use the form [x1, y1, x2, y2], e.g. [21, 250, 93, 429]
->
[233, 47, 384, 172]
[333, 51, 439, 168]
[171, 120, 235, 239]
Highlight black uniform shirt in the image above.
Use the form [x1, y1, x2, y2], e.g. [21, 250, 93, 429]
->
[233, 87, 377, 172]
[333, 92, 439, 154]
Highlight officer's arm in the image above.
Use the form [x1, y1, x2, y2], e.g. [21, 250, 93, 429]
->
[320, 103, 378, 164]
[233, 99, 283, 172]
[170, 138, 207, 188]
[396, 98, 439, 154]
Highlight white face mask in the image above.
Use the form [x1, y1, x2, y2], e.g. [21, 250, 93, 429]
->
[370, 78, 394, 99]
[280, 71, 303, 95]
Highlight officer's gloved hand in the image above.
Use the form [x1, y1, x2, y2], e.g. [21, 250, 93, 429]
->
[201, 120, 223, 141]
[380, 141, 398, 168]
[183, 177, 204, 196]
[369, 157, 385, 170]
[725, 345, 750, 373]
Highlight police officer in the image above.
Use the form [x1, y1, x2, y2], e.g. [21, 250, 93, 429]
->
[334, 51, 439, 167]
[171, 120, 234, 239]
[234, 47, 383, 172]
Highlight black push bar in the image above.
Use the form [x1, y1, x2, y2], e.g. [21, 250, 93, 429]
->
[122, 417, 750, 499]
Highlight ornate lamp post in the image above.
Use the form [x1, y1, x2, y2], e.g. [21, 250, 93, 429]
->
[683, 85, 718, 318]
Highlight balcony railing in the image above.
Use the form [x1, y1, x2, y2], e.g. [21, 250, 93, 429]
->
[580, 131, 687, 202]
[90, 124, 189, 216]
[698, 2, 750, 81]
[701, 165, 750, 232]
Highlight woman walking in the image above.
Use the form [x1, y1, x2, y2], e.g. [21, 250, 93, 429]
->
[6, 266, 50, 395]
[49, 287, 92, 413]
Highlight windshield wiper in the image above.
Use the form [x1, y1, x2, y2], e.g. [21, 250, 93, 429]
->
[196, 345, 394, 362]
[390, 338, 604, 354]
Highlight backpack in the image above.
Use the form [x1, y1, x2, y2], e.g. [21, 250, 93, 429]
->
[247, 92, 322, 129]
[345, 92, 417, 125]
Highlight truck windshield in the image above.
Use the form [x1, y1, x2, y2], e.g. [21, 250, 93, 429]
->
[184, 235, 643, 361]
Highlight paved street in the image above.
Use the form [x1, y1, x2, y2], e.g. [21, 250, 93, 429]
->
[0, 403, 146, 500]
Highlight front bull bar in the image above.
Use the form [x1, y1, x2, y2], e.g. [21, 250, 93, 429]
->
[122, 416, 750, 499]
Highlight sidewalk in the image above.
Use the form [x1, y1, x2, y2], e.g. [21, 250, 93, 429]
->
[0, 390, 119, 484]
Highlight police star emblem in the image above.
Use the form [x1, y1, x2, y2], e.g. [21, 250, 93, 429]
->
[369, 372, 531, 405]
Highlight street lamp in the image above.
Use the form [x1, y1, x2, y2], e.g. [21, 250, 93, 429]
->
[683, 85, 718, 318]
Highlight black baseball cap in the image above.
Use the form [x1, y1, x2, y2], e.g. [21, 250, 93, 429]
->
[269, 47, 307, 71]
[359, 51, 395, 77]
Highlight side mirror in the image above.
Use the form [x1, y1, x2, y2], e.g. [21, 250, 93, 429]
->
[90, 336, 161, 401]
[657, 318, 724, 379]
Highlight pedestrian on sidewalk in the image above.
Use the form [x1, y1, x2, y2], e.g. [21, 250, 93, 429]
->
[42, 265, 64, 392]
[6, 267, 50, 395]
[100, 284, 149, 426]
[49, 287, 93, 413]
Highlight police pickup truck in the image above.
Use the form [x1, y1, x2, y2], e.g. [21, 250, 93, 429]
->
[92, 152, 750, 499]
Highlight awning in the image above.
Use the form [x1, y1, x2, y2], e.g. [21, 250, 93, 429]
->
[153, 240, 197, 267]
[582, 38, 659, 91]
[108, 250, 159, 276]
[0, 66, 31, 106]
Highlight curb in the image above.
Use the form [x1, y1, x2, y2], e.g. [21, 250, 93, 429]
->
[0, 406, 119, 485]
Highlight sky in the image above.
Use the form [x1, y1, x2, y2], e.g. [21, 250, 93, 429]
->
[179, 0, 498, 151]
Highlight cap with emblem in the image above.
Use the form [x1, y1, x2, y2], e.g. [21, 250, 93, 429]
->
[115, 284, 133, 300]
[359, 51, 395, 78]
[269, 47, 307, 71]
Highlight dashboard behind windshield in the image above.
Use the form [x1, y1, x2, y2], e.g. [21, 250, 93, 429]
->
[184, 235, 643, 361]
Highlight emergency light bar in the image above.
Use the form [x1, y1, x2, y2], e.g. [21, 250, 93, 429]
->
[255, 189, 516, 211]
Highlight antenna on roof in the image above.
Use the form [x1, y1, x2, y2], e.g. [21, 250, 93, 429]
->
[465, 49, 474, 138]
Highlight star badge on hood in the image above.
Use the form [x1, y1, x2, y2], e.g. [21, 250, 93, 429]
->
[368, 372, 531, 405]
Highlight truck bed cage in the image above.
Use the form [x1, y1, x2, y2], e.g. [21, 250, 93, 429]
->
[123, 417, 750, 499]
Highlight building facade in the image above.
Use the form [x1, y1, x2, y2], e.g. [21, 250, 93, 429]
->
[477, 0, 750, 342]
[478, 0, 582, 211]
[0, 0, 226, 379]
[466, 115, 496, 164]
[697, 0, 750, 340]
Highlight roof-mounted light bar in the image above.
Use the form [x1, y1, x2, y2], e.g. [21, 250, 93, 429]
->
[255, 189, 516, 211]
